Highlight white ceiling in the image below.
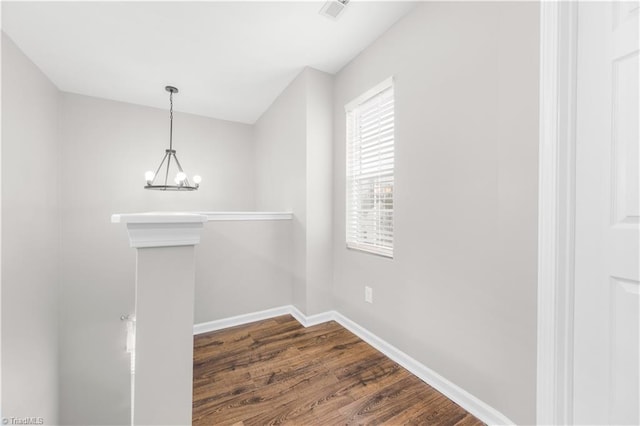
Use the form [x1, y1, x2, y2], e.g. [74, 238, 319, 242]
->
[2, 1, 416, 123]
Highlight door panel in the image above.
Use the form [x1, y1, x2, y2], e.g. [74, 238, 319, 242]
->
[611, 51, 638, 226]
[610, 277, 639, 425]
[574, 1, 639, 424]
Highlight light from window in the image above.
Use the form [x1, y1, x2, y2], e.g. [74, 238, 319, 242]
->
[345, 77, 394, 258]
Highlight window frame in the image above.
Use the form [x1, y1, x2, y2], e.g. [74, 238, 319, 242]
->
[344, 77, 395, 258]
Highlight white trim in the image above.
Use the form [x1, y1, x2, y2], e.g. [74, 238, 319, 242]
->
[344, 76, 394, 111]
[111, 212, 208, 224]
[193, 306, 292, 335]
[346, 242, 393, 259]
[198, 211, 293, 221]
[332, 313, 515, 426]
[289, 306, 335, 327]
[113, 211, 293, 223]
[111, 211, 293, 248]
[111, 213, 207, 248]
[537, 1, 578, 425]
[193, 306, 514, 425]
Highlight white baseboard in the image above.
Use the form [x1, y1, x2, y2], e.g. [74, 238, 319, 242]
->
[193, 305, 292, 335]
[289, 305, 335, 327]
[194, 305, 515, 426]
[331, 312, 515, 426]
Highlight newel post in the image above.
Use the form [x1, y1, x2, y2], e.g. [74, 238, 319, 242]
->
[112, 213, 207, 425]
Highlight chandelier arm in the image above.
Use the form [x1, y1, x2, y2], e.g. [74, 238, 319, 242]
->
[152, 151, 170, 185]
[164, 152, 173, 187]
[145, 185, 197, 191]
[172, 153, 192, 187]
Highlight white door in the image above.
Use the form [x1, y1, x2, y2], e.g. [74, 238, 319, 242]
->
[574, 1, 640, 425]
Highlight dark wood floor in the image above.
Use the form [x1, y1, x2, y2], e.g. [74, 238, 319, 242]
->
[193, 315, 483, 425]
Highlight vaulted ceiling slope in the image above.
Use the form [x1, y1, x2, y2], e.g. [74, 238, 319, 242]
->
[2, 1, 416, 124]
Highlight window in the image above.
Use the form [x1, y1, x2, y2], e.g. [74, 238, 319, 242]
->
[345, 78, 394, 258]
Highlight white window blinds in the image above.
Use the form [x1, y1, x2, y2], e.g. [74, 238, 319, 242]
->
[345, 78, 394, 258]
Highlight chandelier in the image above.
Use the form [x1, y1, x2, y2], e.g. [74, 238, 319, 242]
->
[144, 86, 200, 191]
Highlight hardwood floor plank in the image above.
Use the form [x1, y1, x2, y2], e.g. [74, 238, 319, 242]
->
[337, 375, 430, 424]
[193, 315, 484, 426]
[237, 370, 345, 425]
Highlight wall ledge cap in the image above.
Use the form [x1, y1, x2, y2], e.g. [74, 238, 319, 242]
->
[111, 212, 207, 248]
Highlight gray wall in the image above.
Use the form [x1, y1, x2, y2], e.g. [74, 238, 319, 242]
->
[331, 3, 539, 424]
[1, 33, 60, 423]
[57, 93, 289, 424]
[254, 67, 333, 315]
[254, 71, 308, 311]
[304, 68, 334, 315]
[2, 2, 541, 423]
[195, 220, 292, 323]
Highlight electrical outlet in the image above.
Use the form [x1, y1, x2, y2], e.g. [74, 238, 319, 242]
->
[365, 286, 373, 303]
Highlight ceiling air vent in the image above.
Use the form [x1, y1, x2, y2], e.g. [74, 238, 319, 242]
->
[319, 0, 349, 20]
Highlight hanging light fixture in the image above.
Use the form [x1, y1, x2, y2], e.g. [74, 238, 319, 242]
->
[144, 86, 201, 191]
